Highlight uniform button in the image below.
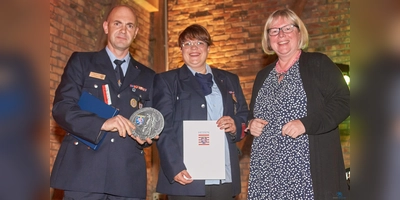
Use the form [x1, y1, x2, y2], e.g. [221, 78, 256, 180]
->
[94, 84, 98, 88]
[140, 151, 144, 154]
[74, 141, 79, 145]
[111, 138, 115, 142]
[201, 104, 205, 108]
[117, 94, 120, 98]
[66, 133, 70, 135]
[177, 96, 179, 100]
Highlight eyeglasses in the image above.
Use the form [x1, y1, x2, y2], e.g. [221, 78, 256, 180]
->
[181, 41, 207, 49]
[267, 24, 299, 36]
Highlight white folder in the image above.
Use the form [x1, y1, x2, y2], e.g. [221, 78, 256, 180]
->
[183, 120, 225, 180]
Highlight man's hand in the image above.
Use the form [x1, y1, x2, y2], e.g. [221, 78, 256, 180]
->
[129, 135, 160, 145]
[101, 115, 161, 144]
[101, 115, 135, 138]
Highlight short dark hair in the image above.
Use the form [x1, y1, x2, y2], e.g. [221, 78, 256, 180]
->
[178, 24, 213, 48]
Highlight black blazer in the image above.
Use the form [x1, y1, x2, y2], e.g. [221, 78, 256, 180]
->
[154, 65, 248, 196]
[248, 51, 350, 199]
[50, 49, 155, 198]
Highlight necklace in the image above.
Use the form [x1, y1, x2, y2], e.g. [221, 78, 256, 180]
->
[275, 50, 302, 81]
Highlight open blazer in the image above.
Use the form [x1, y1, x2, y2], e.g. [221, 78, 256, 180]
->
[154, 65, 248, 196]
[248, 51, 350, 199]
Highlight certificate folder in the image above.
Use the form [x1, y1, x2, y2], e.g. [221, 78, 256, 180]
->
[183, 120, 225, 180]
[71, 91, 119, 150]
[77, 91, 119, 119]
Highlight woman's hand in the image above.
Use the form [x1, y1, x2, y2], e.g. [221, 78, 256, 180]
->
[248, 118, 268, 137]
[174, 170, 193, 185]
[216, 116, 236, 134]
[282, 119, 305, 138]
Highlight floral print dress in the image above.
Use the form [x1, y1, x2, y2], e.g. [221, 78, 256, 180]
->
[247, 61, 314, 200]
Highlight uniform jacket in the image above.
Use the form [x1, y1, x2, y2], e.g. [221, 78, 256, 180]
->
[154, 65, 248, 196]
[50, 49, 155, 198]
[248, 51, 350, 199]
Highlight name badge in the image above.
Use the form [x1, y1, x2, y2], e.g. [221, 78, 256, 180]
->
[89, 72, 106, 80]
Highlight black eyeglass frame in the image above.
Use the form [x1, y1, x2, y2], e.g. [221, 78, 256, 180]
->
[267, 24, 299, 36]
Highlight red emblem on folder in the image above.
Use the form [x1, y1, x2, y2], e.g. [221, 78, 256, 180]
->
[198, 134, 210, 146]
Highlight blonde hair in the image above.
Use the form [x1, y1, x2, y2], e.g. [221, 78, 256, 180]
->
[262, 9, 309, 55]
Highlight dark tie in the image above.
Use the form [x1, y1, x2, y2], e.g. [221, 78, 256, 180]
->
[114, 59, 125, 86]
[195, 73, 213, 96]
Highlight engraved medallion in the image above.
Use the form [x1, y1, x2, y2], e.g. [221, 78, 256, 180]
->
[129, 107, 164, 140]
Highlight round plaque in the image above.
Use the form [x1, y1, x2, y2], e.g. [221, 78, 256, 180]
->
[129, 107, 164, 140]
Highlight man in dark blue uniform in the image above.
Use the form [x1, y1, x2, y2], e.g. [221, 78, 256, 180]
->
[51, 5, 156, 200]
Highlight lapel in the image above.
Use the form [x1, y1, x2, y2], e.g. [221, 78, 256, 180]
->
[120, 56, 141, 91]
[212, 68, 228, 115]
[178, 65, 204, 97]
[94, 49, 119, 91]
[256, 60, 277, 94]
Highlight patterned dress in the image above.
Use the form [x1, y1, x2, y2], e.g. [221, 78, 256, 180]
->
[247, 61, 314, 200]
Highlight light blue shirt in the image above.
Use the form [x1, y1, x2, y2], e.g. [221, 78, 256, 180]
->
[105, 46, 131, 76]
[187, 64, 232, 185]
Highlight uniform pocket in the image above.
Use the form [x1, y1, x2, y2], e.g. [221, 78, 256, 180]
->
[82, 79, 104, 99]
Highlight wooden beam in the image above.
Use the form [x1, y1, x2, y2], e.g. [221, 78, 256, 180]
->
[152, 0, 166, 73]
[133, 0, 158, 12]
[291, 0, 307, 16]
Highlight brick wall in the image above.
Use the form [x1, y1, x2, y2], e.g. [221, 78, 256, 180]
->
[166, 0, 350, 199]
[50, 0, 107, 176]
